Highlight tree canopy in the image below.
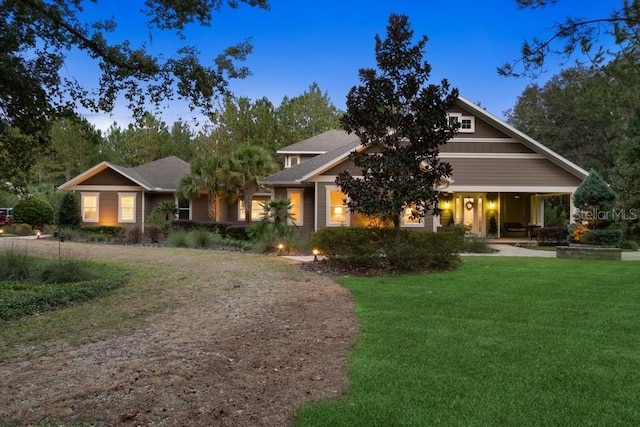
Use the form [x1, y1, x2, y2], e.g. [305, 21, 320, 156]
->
[336, 14, 459, 231]
[0, 0, 269, 186]
[499, 0, 640, 80]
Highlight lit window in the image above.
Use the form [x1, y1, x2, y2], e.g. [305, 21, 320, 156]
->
[118, 193, 136, 223]
[287, 189, 303, 226]
[81, 193, 99, 223]
[177, 197, 190, 220]
[327, 187, 348, 226]
[239, 200, 267, 221]
[401, 204, 423, 227]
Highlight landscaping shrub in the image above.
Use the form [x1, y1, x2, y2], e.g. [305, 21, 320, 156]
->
[58, 227, 83, 242]
[40, 253, 98, 283]
[582, 228, 623, 247]
[80, 225, 125, 237]
[190, 230, 215, 248]
[0, 261, 129, 320]
[146, 225, 163, 243]
[166, 231, 190, 247]
[386, 231, 462, 271]
[57, 191, 81, 228]
[12, 197, 54, 227]
[311, 227, 381, 267]
[6, 223, 34, 236]
[171, 219, 228, 235]
[461, 235, 493, 253]
[537, 226, 569, 246]
[0, 244, 31, 280]
[125, 226, 143, 244]
[620, 239, 639, 251]
[311, 227, 462, 271]
[225, 225, 250, 241]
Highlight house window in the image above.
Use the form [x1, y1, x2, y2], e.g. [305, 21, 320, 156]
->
[177, 197, 191, 220]
[285, 155, 300, 169]
[81, 193, 99, 223]
[327, 187, 349, 226]
[401, 204, 423, 227]
[287, 189, 303, 226]
[118, 193, 136, 223]
[448, 113, 475, 133]
[239, 200, 266, 221]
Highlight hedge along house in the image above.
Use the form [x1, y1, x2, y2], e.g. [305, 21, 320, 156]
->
[259, 96, 588, 238]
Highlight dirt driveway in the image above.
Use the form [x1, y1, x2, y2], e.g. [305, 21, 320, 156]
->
[0, 240, 357, 426]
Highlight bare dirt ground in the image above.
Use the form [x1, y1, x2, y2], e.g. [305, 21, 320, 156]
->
[0, 240, 358, 426]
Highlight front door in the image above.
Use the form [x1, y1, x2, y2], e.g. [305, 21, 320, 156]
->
[458, 194, 484, 236]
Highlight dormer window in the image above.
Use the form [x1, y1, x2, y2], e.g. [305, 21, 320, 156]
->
[285, 155, 300, 168]
[448, 113, 475, 133]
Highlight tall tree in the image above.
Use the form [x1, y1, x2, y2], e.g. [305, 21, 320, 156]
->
[0, 0, 269, 186]
[179, 155, 229, 222]
[276, 82, 342, 147]
[208, 95, 279, 154]
[101, 112, 174, 166]
[504, 64, 632, 176]
[499, 1, 640, 80]
[31, 115, 102, 184]
[336, 14, 459, 231]
[612, 118, 640, 238]
[227, 145, 277, 223]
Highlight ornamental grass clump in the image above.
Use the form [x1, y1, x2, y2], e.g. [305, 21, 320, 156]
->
[0, 244, 31, 281]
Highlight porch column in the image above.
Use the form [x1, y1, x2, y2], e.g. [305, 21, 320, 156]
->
[569, 192, 576, 224]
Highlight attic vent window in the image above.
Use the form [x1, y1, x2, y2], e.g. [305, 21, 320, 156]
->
[285, 155, 300, 169]
[448, 113, 475, 133]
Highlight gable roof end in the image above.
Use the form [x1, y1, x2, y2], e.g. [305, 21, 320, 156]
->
[456, 96, 588, 180]
[58, 156, 190, 192]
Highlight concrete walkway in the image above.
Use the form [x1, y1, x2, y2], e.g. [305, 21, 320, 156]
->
[284, 244, 640, 262]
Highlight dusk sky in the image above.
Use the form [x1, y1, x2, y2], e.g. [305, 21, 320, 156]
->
[72, 0, 618, 131]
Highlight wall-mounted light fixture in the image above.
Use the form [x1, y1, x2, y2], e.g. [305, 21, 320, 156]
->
[488, 201, 495, 210]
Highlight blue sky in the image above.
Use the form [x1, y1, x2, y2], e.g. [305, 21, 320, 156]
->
[74, 0, 617, 131]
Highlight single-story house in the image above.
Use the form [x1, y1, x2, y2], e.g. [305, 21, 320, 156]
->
[61, 96, 587, 237]
[259, 96, 588, 237]
[58, 155, 270, 231]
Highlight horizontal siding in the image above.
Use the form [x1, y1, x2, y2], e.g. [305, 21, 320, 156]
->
[448, 158, 582, 187]
[442, 141, 534, 154]
[80, 191, 144, 227]
[191, 197, 209, 221]
[83, 168, 138, 186]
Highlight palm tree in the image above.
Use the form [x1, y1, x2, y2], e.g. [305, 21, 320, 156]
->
[178, 155, 228, 222]
[228, 146, 277, 223]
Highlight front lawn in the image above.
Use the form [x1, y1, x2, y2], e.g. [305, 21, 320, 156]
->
[295, 257, 640, 426]
[0, 247, 129, 321]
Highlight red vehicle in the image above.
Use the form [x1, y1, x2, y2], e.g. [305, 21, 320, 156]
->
[0, 208, 13, 226]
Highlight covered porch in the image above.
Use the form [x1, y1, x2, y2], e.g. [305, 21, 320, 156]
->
[434, 189, 575, 238]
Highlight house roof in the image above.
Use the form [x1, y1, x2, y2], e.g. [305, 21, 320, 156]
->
[277, 129, 360, 154]
[261, 96, 589, 186]
[261, 139, 362, 185]
[58, 156, 190, 192]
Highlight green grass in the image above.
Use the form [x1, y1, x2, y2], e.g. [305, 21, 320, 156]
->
[0, 251, 129, 321]
[295, 257, 640, 426]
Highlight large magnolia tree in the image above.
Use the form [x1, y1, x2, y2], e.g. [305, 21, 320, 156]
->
[0, 0, 269, 186]
[336, 14, 459, 231]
